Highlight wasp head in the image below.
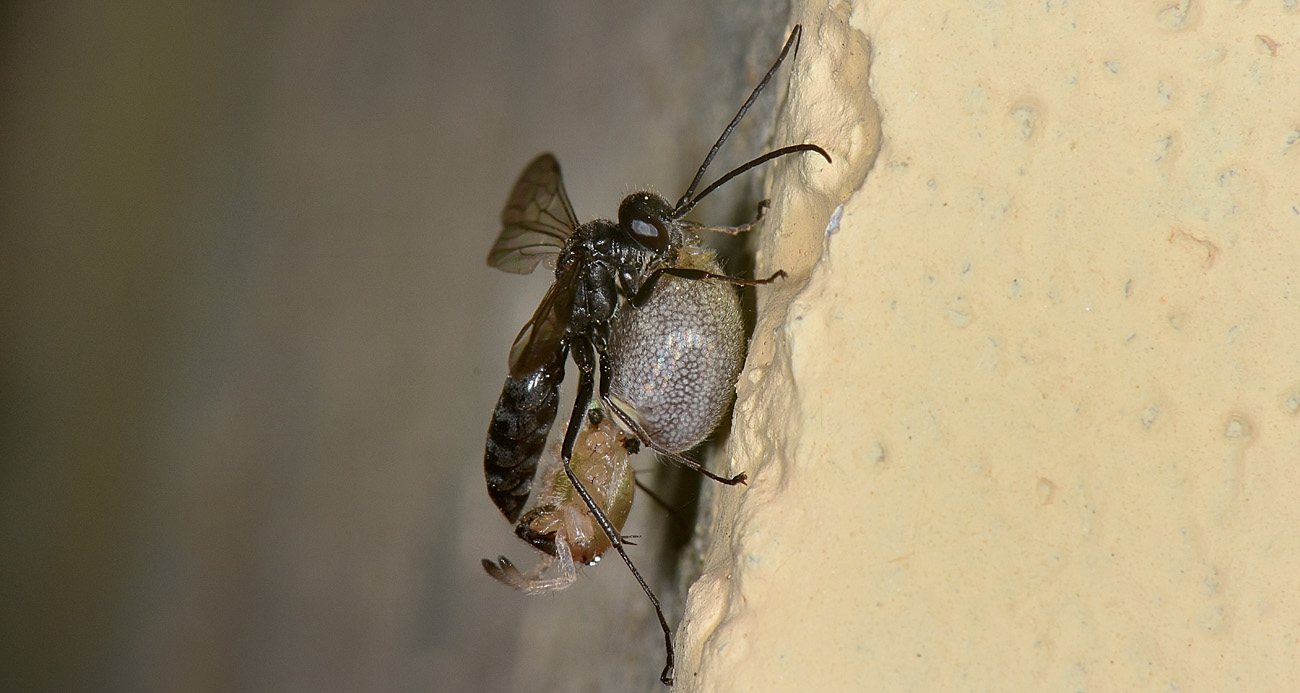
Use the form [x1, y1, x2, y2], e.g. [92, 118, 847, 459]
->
[617, 192, 676, 254]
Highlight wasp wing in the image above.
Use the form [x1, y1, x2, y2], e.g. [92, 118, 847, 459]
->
[488, 153, 579, 274]
[508, 260, 579, 376]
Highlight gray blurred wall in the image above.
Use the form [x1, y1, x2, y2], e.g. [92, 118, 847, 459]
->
[0, 2, 789, 691]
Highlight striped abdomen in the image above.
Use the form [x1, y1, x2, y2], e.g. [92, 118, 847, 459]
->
[483, 355, 565, 522]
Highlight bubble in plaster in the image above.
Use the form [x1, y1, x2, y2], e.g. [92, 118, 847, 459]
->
[1282, 390, 1300, 415]
[1226, 324, 1243, 345]
[979, 337, 999, 372]
[944, 305, 973, 329]
[1010, 103, 1039, 140]
[1196, 47, 1225, 66]
[1140, 405, 1160, 429]
[1223, 413, 1252, 440]
[1104, 60, 1121, 74]
[868, 441, 886, 465]
[1202, 567, 1220, 595]
[974, 188, 1010, 220]
[1155, 80, 1174, 107]
[1154, 1, 1194, 31]
[1008, 278, 1021, 297]
[1281, 129, 1299, 156]
[1037, 478, 1057, 505]
[1167, 229, 1219, 267]
[1197, 604, 1225, 632]
[1152, 134, 1180, 165]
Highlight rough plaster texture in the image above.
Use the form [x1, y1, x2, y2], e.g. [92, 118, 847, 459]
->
[679, 3, 1300, 690]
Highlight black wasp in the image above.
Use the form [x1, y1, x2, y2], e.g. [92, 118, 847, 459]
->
[481, 24, 829, 686]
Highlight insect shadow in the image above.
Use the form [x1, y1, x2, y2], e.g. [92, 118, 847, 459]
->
[481, 24, 830, 686]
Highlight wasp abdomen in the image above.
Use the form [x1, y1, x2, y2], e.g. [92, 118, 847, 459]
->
[606, 251, 745, 453]
[484, 359, 565, 522]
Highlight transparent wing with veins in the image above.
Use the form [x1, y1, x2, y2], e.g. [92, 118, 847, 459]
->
[487, 153, 579, 274]
[507, 261, 578, 376]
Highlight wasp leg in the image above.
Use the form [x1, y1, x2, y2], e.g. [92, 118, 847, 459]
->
[558, 339, 596, 462]
[594, 344, 747, 488]
[679, 199, 769, 235]
[568, 338, 675, 686]
[631, 267, 786, 307]
[604, 395, 748, 486]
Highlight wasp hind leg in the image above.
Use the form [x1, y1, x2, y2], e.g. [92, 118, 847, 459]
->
[566, 338, 675, 685]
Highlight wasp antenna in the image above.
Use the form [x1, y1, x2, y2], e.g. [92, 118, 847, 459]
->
[674, 25, 804, 211]
[674, 143, 831, 218]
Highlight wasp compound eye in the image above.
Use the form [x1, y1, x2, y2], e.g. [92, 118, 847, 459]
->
[618, 192, 672, 252]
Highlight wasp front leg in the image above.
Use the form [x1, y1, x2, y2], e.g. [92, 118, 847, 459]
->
[680, 199, 770, 235]
[631, 266, 785, 308]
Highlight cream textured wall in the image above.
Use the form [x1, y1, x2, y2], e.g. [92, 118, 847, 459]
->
[679, 3, 1300, 690]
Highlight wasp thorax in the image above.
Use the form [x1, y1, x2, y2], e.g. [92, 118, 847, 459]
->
[607, 247, 745, 452]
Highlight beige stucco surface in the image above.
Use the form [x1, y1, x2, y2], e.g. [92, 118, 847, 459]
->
[679, 3, 1300, 690]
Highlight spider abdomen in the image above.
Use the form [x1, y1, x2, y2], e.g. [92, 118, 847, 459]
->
[607, 253, 745, 453]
